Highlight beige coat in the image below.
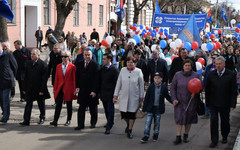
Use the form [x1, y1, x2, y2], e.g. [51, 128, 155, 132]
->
[114, 67, 144, 112]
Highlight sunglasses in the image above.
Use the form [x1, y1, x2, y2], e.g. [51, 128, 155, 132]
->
[61, 56, 69, 58]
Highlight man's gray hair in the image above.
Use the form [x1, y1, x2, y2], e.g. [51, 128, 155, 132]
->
[215, 56, 226, 62]
[31, 48, 41, 55]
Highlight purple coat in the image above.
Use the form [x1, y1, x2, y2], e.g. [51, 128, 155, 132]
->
[170, 71, 201, 125]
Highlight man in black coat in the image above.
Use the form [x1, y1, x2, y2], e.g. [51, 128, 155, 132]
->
[90, 28, 99, 42]
[0, 43, 18, 123]
[205, 56, 237, 148]
[13, 40, 31, 102]
[169, 48, 196, 83]
[134, 49, 148, 82]
[99, 53, 119, 134]
[146, 50, 169, 85]
[75, 48, 100, 130]
[19, 48, 50, 126]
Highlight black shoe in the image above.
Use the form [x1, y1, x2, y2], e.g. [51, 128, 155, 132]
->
[0, 119, 7, 123]
[125, 127, 129, 133]
[104, 129, 110, 135]
[19, 122, 29, 126]
[74, 126, 84, 130]
[127, 130, 133, 139]
[173, 135, 182, 145]
[104, 124, 107, 128]
[222, 138, 227, 144]
[38, 119, 45, 125]
[20, 99, 25, 102]
[140, 136, 149, 143]
[153, 134, 158, 142]
[183, 134, 189, 143]
[65, 120, 71, 126]
[50, 121, 57, 127]
[90, 124, 95, 128]
[209, 142, 217, 148]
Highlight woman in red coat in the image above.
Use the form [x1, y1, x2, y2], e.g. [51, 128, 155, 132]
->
[50, 51, 76, 127]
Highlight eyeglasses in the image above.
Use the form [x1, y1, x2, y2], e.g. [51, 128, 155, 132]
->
[211, 57, 216, 60]
[61, 56, 69, 58]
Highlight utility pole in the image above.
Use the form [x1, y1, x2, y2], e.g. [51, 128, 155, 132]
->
[215, 0, 219, 27]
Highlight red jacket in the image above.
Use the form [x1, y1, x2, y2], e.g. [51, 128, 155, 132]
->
[54, 62, 77, 101]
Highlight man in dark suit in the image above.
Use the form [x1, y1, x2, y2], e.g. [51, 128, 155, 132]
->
[169, 48, 196, 83]
[134, 48, 148, 82]
[99, 53, 119, 134]
[75, 48, 100, 130]
[146, 50, 169, 85]
[205, 56, 237, 148]
[0, 43, 18, 123]
[74, 44, 96, 64]
[19, 48, 50, 126]
[90, 28, 99, 42]
[35, 26, 43, 49]
[13, 40, 31, 102]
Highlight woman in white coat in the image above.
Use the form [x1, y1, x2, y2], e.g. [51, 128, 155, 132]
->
[113, 56, 144, 139]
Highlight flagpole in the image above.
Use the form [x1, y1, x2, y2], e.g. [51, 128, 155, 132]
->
[109, 0, 111, 34]
[215, 0, 218, 27]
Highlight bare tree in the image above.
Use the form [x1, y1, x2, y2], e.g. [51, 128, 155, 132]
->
[133, 0, 148, 24]
[0, 16, 9, 42]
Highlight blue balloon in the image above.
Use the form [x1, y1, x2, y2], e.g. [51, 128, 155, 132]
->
[149, 28, 152, 32]
[238, 37, 240, 42]
[168, 35, 171, 39]
[160, 40, 167, 49]
[140, 25, 144, 30]
[133, 35, 141, 44]
[164, 29, 168, 32]
[151, 32, 155, 37]
[205, 34, 210, 39]
[206, 43, 214, 51]
[197, 69, 203, 74]
[238, 24, 240, 29]
[152, 29, 156, 33]
[160, 28, 163, 32]
[141, 32, 146, 36]
[133, 23, 138, 27]
[184, 42, 192, 51]
[235, 32, 239, 37]
[207, 32, 211, 36]
[164, 32, 168, 36]
[143, 29, 147, 33]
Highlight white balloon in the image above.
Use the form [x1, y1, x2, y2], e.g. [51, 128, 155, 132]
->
[156, 34, 160, 38]
[161, 35, 166, 38]
[196, 62, 202, 70]
[170, 42, 176, 49]
[165, 57, 172, 66]
[214, 30, 218, 34]
[122, 30, 127, 36]
[175, 39, 182, 47]
[201, 43, 208, 51]
[167, 39, 172, 44]
[159, 53, 165, 59]
[231, 19, 236, 24]
[128, 38, 136, 46]
[136, 27, 140, 32]
[106, 36, 113, 45]
[130, 32, 135, 37]
[151, 44, 157, 51]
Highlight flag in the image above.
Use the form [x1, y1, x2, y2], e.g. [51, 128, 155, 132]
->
[155, 0, 161, 13]
[178, 14, 202, 50]
[216, 20, 220, 28]
[221, 3, 228, 22]
[0, 0, 14, 21]
[198, 10, 203, 14]
[115, 0, 125, 21]
[207, 9, 212, 23]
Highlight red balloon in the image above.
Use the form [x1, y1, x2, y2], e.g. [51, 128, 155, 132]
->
[181, 43, 184, 48]
[146, 26, 149, 30]
[171, 55, 179, 61]
[135, 31, 140, 35]
[132, 26, 137, 31]
[216, 42, 222, 49]
[206, 24, 209, 27]
[197, 58, 205, 66]
[147, 32, 151, 35]
[218, 30, 222, 34]
[130, 25, 133, 30]
[235, 28, 240, 33]
[212, 39, 215, 42]
[101, 40, 108, 47]
[159, 32, 163, 36]
[210, 34, 215, 39]
[222, 35, 225, 38]
[191, 41, 199, 50]
[188, 78, 202, 94]
[212, 42, 216, 50]
[143, 33, 147, 38]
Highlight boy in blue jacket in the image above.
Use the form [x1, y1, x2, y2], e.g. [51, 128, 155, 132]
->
[141, 72, 172, 143]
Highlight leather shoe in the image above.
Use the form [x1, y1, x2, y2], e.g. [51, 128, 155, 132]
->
[105, 129, 110, 135]
[19, 122, 30, 126]
[90, 124, 95, 128]
[0, 119, 7, 123]
[209, 142, 217, 148]
[222, 138, 228, 144]
[74, 126, 84, 130]
[64, 120, 71, 126]
[38, 119, 45, 125]
[50, 121, 57, 127]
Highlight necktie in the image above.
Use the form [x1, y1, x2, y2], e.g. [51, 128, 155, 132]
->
[155, 61, 158, 73]
[218, 72, 222, 77]
[85, 62, 88, 69]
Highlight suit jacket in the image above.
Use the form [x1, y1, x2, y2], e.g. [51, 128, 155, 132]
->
[48, 51, 62, 85]
[205, 69, 237, 108]
[74, 53, 96, 65]
[35, 30, 43, 41]
[23, 59, 50, 100]
[147, 58, 169, 84]
[143, 83, 172, 114]
[99, 64, 119, 102]
[13, 47, 31, 80]
[136, 58, 148, 82]
[75, 60, 100, 105]
[54, 62, 77, 101]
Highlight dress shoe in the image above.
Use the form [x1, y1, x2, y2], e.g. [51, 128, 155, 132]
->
[64, 120, 71, 126]
[209, 142, 217, 148]
[38, 119, 45, 125]
[20, 99, 26, 102]
[222, 138, 228, 144]
[19, 122, 30, 126]
[50, 121, 57, 127]
[183, 134, 189, 143]
[104, 129, 110, 135]
[173, 135, 182, 145]
[74, 126, 84, 130]
[90, 124, 95, 128]
[0, 119, 7, 123]
[125, 127, 129, 133]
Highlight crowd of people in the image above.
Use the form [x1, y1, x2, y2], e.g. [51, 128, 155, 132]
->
[0, 26, 239, 148]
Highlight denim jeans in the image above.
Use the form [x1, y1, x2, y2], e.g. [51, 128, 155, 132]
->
[144, 107, 161, 137]
[0, 88, 11, 121]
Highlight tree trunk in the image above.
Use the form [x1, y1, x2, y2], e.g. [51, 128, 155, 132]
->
[0, 16, 9, 42]
[116, 19, 122, 38]
[53, 10, 67, 39]
[133, 9, 139, 24]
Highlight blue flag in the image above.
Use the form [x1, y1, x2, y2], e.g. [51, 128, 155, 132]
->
[221, 3, 228, 22]
[0, 0, 14, 21]
[178, 14, 202, 50]
[207, 9, 212, 23]
[198, 10, 203, 14]
[155, 0, 161, 13]
[115, 0, 125, 21]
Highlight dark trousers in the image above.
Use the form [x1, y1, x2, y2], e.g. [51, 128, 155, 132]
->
[102, 100, 115, 130]
[17, 79, 25, 100]
[37, 40, 42, 49]
[209, 107, 230, 144]
[23, 98, 45, 123]
[53, 90, 72, 122]
[77, 104, 98, 128]
[0, 88, 11, 121]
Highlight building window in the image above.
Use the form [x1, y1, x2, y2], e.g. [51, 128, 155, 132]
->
[138, 10, 142, 24]
[143, 10, 146, 26]
[87, 4, 92, 26]
[44, 0, 50, 25]
[124, 7, 128, 26]
[73, 2, 79, 26]
[7, 0, 16, 24]
[99, 5, 103, 26]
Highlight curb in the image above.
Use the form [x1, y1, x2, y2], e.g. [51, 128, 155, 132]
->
[233, 129, 240, 150]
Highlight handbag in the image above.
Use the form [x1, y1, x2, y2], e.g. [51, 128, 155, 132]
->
[136, 102, 147, 119]
[197, 94, 205, 116]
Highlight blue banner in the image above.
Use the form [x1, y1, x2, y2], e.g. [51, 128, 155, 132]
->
[212, 28, 235, 35]
[152, 13, 207, 30]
